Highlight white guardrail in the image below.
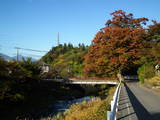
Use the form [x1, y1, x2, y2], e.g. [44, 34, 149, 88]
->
[107, 81, 121, 120]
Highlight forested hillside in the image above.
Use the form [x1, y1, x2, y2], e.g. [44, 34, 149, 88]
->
[41, 43, 88, 77]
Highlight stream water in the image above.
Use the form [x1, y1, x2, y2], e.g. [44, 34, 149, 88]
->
[47, 96, 93, 117]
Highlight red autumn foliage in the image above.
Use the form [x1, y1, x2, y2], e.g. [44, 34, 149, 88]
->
[83, 10, 148, 77]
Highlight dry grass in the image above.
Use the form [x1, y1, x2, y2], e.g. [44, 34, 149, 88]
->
[144, 75, 160, 88]
[142, 75, 160, 94]
[147, 76, 160, 86]
[40, 87, 115, 120]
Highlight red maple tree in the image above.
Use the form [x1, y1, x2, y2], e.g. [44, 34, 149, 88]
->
[83, 10, 148, 77]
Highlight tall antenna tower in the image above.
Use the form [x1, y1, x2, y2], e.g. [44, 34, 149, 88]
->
[57, 32, 60, 46]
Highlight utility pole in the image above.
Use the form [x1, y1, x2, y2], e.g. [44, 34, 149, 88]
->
[15, 47, 20, 61]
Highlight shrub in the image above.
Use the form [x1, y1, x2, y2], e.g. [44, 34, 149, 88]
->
[137, 62, 155, 83]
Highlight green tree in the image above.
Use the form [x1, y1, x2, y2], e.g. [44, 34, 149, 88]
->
[0, 58, 41, 102]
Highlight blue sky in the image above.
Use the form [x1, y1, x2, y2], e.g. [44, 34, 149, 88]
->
[0, 0, 160, 58]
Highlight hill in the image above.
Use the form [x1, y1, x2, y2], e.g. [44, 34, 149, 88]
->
[41, 43, 88, 77]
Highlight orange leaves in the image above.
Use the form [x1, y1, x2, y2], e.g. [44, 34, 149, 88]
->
[92, 31, 104, 44]
[116, 48, 125, 54]
[108, 10, 148, 29]
[111, 10, 126, 17]
[83, 10, 148, 77]
[110, 57, 118, 63]
[130, 18, 148, 26]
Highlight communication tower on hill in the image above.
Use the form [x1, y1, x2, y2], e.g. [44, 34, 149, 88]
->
[57, 32, 60, 46]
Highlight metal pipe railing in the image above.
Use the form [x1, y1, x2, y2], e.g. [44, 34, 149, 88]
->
[107, 82, 121, 120]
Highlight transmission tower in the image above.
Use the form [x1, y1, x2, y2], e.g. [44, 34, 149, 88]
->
[57, 32, 60, 46]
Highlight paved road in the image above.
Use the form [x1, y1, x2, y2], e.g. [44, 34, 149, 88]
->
[126, 82, 160, 120]
[118, 82, 160, 120]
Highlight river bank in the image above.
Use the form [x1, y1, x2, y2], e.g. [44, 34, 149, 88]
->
[0, 80, 115, 120]
[40, 87, 115, 120]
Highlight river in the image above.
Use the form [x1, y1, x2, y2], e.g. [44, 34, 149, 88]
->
[44, 96, 93, 117]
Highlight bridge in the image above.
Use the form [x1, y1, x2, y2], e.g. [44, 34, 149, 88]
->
[44, 77, 119, 85]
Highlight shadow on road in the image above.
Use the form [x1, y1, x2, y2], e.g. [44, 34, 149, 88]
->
[118, 105, 131, 111]
[152, 113, 160, 120]
[118, 112, 136, 120]
[124, 83, 153, 120]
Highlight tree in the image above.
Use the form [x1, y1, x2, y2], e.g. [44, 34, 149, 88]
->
[83, 10, 148, 77]
[147, 20, 160, 42]
[0, 58, 41, 102]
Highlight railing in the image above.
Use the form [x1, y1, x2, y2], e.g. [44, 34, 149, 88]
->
[69, 77, 119, 81]
[107, 81, 121, 120]
[67, 81, 118, 85]
[43, 79, 118, 85]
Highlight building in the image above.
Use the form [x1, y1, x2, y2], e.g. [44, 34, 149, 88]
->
[41, 62, 50, 73]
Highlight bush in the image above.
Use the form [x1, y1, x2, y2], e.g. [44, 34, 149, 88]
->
[137, 62, 155, 83]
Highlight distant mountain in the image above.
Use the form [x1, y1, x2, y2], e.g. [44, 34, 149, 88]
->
[12, 55, 37, 61]
[0, 53, 13, 60]
[0, 53, 37, 61]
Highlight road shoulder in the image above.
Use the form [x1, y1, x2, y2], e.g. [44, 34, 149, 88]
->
[117, 83, 138, 120]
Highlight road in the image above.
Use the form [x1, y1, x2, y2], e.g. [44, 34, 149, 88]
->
[117, 81, 160, 120]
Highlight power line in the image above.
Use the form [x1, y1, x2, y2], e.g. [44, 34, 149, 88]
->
[14, 47, 48, 61]
[0, 45, 48, 61]
[14, 47, 48, 53]
[20, 53, 43, 58]
[0, 45, 48, 52]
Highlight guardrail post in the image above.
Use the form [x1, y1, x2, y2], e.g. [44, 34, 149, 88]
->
[107, 111, 111, 120]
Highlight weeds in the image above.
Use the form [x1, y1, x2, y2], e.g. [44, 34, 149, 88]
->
[40, 87, 115, 120]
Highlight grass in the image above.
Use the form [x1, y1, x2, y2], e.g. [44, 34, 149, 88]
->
[40, 87, 115, 120]
[147, 75, 160, 86]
